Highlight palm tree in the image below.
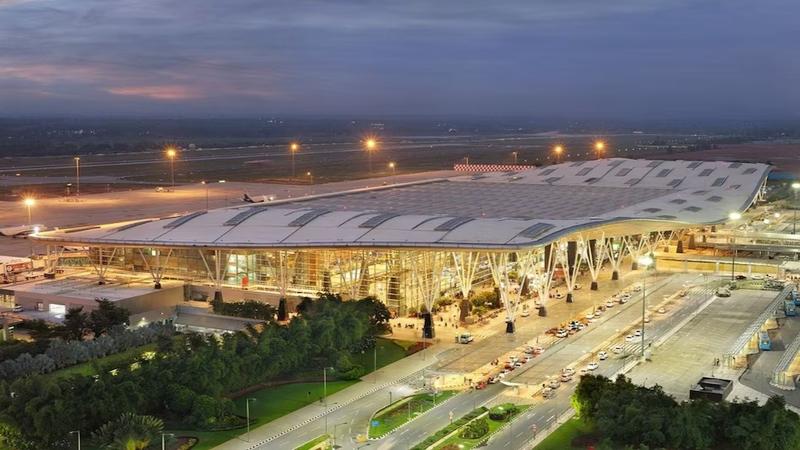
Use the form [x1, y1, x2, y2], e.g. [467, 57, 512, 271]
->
[91, 412, 164, 450]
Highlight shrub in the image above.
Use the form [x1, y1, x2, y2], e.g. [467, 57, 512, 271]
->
[460, 417, 489, 439]
[488, 403, 518, 421]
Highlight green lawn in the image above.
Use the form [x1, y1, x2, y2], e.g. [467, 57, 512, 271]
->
[295, 434, 330, 450]
[533, 416, 595, 450]
[368, 390, 458, 438]
[437, 405, 530, 450]
[46, 343, 158, 379]
[167, 381, 356, 450]
[350, 337, 412, 373]
[165, 338, 415, 450]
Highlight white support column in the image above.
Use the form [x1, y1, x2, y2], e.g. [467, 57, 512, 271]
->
[451, 251, 480, 299]
[90, 247, 118, 285]
[413, 252, 444, 339]
[606, 237, 625, 281]
[554, 240, 583, 303]
[578, 235, 607, 291]
[624, 235, 648, 271]
[138, 248, 173, 289]
[198, 249, 229, 302]
[532, 247, 557, 317]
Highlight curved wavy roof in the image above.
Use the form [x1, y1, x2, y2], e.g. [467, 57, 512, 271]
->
[34, 158, 770, 250]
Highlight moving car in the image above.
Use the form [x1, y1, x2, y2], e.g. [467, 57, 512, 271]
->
[542, 387, 555, 399]
[611, 345, 624, 354]
[716, 288, 731, 297]
[548, 379, 561, 389]
[11, 304, 23, 313]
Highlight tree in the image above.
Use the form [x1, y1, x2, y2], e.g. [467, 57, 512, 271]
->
[63, 307, 89, 340]
[90, 412, 163, 450]
[89, 299, 130, 336]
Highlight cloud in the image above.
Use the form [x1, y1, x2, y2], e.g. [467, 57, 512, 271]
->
[0, 0, 797, 117]
[105, 85, 203, 101]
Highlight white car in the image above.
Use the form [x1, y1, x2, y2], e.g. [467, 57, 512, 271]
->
[585, 313, 595, 320]
[562, 367, 576, 377]
[521, 310, 530, 317]
[657, 307, 667, 314]
[618, 297, 628, 304]
[611, 345, 624, 354]
[632, 285, 642, 292]
[597, 351, 608, 360]
[634, 329, 642, 337]
[548, 379, 561, 389]
[605, 300, 615, 308]
[11, 304, 23, 313]
[586, 362, 599, 371]
[556, 329, 569, 338]
[625, 334, 636, 342]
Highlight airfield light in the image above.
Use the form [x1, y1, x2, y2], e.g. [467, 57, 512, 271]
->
[165, 147, 178, 190]
[290, 143, 299, 178]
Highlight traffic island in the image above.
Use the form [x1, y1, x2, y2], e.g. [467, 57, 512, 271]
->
[411, 403, 528, 450]
[367, 390, 458, 439]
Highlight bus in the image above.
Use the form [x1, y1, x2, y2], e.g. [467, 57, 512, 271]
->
[759, 331, 772, 351]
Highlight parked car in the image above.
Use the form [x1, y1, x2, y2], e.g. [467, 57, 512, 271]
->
[562, 367, 576, 377]
[548, 378, 561, 389]
[605, 300, 615, 308]
[597, 351, 608, 360]
[657, 307, 667, 314]
[716, 288, 731, 297]
[11, 304, 23, 313]
[542, 387, 555, 399]
[556, 329, 569, 338]
[625, 334, 636, 342]
[611, 345, 624, 354]
[586, 362, 599, 371]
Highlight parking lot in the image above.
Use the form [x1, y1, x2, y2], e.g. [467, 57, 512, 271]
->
[626, 288, 780, 399]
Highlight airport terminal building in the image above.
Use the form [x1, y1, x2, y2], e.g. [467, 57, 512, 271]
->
[32, 158, 770, 335]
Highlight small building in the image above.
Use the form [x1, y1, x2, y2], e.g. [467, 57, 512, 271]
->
[689, 377, 733, 402]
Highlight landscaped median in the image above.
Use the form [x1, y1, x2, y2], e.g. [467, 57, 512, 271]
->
[367, 390, 458, 439]
[411, 402, 528, 450]
[294, 434, 331, 450]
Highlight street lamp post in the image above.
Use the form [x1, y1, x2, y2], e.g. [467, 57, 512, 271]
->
[792, 182, 800, 234]
[290, 143, 299, 179]
[638, 254, 654, 360]
[166, 147, 177, 190]
[729, 212, 742, 281]
[512, 151, 518, 165]
[365, 138, 377, 174]
[69, 430, 81, 450]
[74, 156, 81, 198]
[161, 432, 175, 450]
[389, 161, 396, 175]
[201, 181, 209, 210]
[553, 145, 563, 164]
[332, 422, 348, 448]
[23, 198, 35, 256]
[594, 141, 605, 159]
[245, 397, 256, 441]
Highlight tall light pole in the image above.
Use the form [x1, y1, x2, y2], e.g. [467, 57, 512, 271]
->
[166, 147, 177, 190]
[23, 197, 35, 256]
[74, 156, 81, 198]
[792, 182, 800, 234]
[553, 145, 563, 164]
[638, 254, 654, 359]
[512, 151, 518, 165]
[332, 422, 348, 448]
[389, 161, 396, 175]
[290, 142, 299, 179]
[729, 212, 742, 280]
[70, 430, 81, 450]
[161, 432, 174, 450]
[306, 171, 313, 184]
[365, 138, 377, 175]
[594, 141, 605, 160]
[201, 181, 209, 210]
[23, 197, 35, 226]
[323, 366, 334, 433]
[245, 398, 256, 442]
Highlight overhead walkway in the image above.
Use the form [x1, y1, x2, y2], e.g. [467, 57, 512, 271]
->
[723, 285, 792, 369]
[770, 330, 800, 390]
